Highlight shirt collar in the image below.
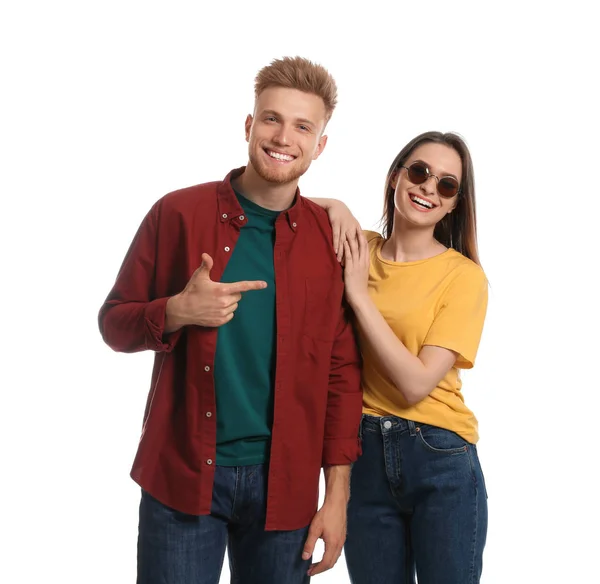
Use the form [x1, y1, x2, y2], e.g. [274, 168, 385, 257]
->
[217, 167, 302, 232]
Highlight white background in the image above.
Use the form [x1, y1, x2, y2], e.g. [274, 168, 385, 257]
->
[2, 1, 599, 582]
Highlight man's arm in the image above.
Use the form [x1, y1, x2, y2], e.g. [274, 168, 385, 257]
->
[323, 464, 351, 506]
[99, 204, 268, 353]
[98, 202, 183, 354]
[302, 464, 351, 576]
[302, 300, 363, 576]
[321, 301, 363, 467]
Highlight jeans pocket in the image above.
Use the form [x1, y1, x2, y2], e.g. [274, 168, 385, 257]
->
[416, 423, 469, 455]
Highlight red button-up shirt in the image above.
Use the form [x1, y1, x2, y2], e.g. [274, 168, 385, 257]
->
[98, 167, 363, 530]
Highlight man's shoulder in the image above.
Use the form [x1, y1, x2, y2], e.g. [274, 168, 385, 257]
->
[139, 181, 221, 224]
[299, 196, 333, 230]
[296, 197, 341, 269]
[159, 180, 221, 210]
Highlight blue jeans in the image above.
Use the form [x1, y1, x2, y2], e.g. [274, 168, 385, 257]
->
[345, 415, 488, 584]
[137, 464, 311, 584]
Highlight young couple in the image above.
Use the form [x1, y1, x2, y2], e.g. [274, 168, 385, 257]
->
[99, 56, 488, 584]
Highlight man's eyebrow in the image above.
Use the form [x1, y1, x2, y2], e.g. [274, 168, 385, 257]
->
[261, 110, 316, 128]
[295, 117, 316, 128]
[261, 109, 281, 118]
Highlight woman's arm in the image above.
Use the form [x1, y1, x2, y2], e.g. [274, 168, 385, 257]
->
[343, 235, 457, 406]
[307, 197, 362, 262]
[351, 293, 457, 405]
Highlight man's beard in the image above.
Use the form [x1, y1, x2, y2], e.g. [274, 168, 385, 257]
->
[249, 150, 310, 185]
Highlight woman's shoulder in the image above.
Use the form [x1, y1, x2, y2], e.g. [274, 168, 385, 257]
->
[444, 249, 488, 285]
[362, 229, 383, 244]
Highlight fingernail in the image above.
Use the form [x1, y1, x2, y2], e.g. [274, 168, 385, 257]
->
[302, 552, 310, 560]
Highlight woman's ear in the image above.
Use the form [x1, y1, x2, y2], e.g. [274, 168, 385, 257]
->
[446, 197, 459, 214]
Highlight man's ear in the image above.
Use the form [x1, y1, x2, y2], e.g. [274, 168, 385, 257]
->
[244, 114, 253, 142]
[312, 134, 328, 160]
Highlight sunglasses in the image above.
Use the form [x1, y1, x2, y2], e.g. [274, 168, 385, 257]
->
[401, 161, 461, 198]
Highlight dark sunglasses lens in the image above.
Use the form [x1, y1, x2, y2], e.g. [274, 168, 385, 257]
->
[407, 163, 428, 184]
[438, 177, 459, 198]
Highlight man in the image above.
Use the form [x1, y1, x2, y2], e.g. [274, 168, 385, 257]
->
[98, 56, 362, 584]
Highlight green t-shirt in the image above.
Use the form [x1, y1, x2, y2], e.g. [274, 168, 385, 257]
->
[214, 191, 279, 465]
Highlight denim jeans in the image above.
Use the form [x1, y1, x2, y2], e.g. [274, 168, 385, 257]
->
[137, 464, 311, 584]
[345, 415, 488, 584]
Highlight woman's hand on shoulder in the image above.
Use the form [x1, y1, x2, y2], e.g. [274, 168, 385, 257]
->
[342, 230, 370, 307]
[308, 197, 362, 262]
[326, 200, 362, 262]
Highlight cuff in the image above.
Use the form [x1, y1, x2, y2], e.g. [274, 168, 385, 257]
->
[322, 437, 362, 467]
[144, 297, 182, 352]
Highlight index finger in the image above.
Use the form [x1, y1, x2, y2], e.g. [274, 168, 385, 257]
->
[222, 280, 267, 294]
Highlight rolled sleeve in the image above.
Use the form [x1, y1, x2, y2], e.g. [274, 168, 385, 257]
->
[143, 297, 182, 352]
[322, 436, 362, 466]
[322, 303, 363, 467]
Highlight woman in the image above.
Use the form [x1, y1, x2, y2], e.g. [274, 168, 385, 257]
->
[313, 131, 489, 583]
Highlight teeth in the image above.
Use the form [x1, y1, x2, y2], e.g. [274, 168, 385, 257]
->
[268, 150, 294, 161]
[410, 195, 433, 209]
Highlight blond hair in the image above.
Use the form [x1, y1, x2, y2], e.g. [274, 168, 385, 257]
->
[254, 56, 338, 122]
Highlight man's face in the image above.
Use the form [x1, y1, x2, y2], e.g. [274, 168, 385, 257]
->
[245, 87, 328, 185]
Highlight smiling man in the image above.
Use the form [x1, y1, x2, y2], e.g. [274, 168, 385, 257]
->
[98, 56, 363, 584]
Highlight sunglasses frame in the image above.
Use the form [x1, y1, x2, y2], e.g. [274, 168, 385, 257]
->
[400, 161, 461, 199]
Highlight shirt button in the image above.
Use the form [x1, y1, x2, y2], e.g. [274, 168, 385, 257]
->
[205, 411, 212, 417]
[239, 215, 245, 220]
[292, 222, 297, 228]
[383, 420, 392, 429]
[224, 246, 230, 252]
[204, 365, 210, 372]
[222, 213, 228, 219]
[206, 459, 213, 465]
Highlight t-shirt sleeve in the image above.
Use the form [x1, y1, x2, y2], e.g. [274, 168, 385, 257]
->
[362, 230, 381, 244]
[423, 266, 489, 369]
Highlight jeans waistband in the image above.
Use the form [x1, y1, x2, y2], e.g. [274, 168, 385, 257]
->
[362, 414, 417, 436]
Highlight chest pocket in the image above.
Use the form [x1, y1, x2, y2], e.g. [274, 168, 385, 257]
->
[303, 277, 339, 342]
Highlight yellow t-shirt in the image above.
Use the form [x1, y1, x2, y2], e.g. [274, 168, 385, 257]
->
[359, 231, 488, 443]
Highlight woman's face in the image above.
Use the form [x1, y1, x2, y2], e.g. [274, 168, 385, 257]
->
[392, 142, 462, 229]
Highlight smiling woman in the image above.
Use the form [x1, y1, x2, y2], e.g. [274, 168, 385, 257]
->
[312, 131, 489, 584]
[381, 132, 480, 266]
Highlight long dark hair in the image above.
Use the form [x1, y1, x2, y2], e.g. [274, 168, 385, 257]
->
[381, 131, 481, 266]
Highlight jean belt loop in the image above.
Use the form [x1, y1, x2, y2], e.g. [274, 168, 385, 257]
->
[407, 419, 417, 437]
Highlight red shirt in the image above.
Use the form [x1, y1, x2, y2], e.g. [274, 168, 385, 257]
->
[98, 167, 363, 530]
